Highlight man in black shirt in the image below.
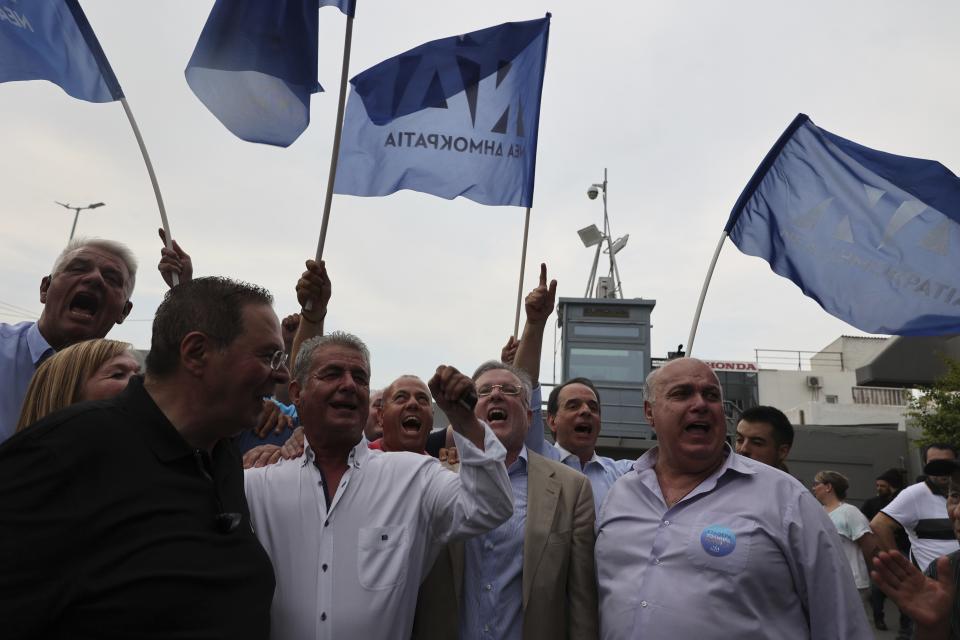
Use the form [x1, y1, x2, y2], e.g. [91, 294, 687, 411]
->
[0, 277, 287, 639]
[861, 468, 908, 632]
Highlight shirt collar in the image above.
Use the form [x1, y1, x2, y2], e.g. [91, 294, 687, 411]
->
[635, 443, 753, 479]
[124, 376, 202, 463]
[302, 435, 367, 469]
[26, 321, 54, 365]
[554, 441, 598, 467]
[507, 445, 529, 475]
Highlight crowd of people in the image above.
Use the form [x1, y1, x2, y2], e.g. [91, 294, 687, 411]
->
[0, 234, 957, 639]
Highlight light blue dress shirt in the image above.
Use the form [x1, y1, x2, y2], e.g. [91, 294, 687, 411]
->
[461, 447, 528, 640]
[595, 445, 872, 640]
[0, 321, 53, 442]
[525, 385, 634, 515]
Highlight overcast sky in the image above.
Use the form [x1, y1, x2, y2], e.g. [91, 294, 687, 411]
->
[2, 0, 958, 389]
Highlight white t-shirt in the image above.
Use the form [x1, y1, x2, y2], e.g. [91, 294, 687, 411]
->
[881, 481, 959, 572]
[828, 503, 872, 589]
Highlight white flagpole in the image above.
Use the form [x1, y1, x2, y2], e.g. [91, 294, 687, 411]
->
[314, 15, 355, 262]
[119, 97, 178, 286]
[686, 231, 728, 356]
[513, 207, 532, 337]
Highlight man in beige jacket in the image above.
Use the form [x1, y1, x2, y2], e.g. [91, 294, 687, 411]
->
[413, 360, 598, 640]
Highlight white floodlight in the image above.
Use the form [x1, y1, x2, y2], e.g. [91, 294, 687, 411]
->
[577, 224, 603, 247]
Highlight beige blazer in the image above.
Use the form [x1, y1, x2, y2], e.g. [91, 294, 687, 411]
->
[412, 450, 598, 640]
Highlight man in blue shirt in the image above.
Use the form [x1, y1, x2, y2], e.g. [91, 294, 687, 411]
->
[595, 357, 870, 639]
[0, 237, 139, 441]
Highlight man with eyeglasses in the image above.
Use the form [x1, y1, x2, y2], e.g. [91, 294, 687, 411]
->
[414, 360, 598, 640]
[0, 277, 285, 639]
[243, 332, 514, 640]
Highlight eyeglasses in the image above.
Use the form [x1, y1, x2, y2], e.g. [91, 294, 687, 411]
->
[268, 350, 288, 371]
[477, 383, 522, 397]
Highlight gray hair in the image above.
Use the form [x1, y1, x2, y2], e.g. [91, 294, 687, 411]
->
[51, 237, 138, 298]
[293, 331, 371, 384]
[471, 360, 532, 407]
[643, 367, 662, 404]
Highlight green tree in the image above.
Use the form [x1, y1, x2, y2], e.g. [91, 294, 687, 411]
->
[908, 357, 960, 448]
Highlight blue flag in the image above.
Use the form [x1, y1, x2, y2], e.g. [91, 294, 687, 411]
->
[0, 0, 123, 102]
[726, 114, 960, 336]
[185, 0, 352, 147]
[334, 15, 551, 207]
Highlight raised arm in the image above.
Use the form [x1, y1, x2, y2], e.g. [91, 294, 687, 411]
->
[514, 264, 558, 457]
[513, 263, 557, 386]
[157, 228, 193, 288]
[289, 259, 331, 373]
[423, 365, 513, 543]
[872, 551, 954, 640]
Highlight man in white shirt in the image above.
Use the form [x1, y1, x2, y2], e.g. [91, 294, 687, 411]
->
[244, 332, 514, 640]
[872, 443, 960, 573]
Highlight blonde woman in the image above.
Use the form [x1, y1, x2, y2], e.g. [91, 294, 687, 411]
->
[16, 339, 141, 432]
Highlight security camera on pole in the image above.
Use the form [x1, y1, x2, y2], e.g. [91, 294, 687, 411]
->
[578, 168, 628, 298]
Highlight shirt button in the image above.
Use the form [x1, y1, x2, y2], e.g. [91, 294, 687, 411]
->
[663, 520, 670, 526]
[654, 559, 661, 565]
[640, 601, 648, 608]
[483, 624, 490, 632]
[485, 583, 493, 591]
[321, 612, 327, 621]
[322, 564, 328, 572]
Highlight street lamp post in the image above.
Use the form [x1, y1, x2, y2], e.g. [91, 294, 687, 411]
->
[55, 201, 106, 241]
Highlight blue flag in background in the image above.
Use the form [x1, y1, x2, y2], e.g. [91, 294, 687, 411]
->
[0, 0, 123, 102]
[726, 114, 960, 335]
[186, 0, 352, 147]
[334, 15, 551, 207]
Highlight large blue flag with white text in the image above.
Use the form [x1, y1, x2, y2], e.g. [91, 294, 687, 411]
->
[726, 114, 960, 335]
[0, 0, 123, 102]
[185, 0, 353, 147]
[334, 15, 551, 207]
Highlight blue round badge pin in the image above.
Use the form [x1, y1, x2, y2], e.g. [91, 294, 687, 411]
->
[700, 525, 736, 557]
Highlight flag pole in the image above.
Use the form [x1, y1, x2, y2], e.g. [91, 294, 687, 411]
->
[314, 15, 355, 262]
[119, 97, 178, 286]
[686, 231, 728, 356]
[513, 207, 532, 337]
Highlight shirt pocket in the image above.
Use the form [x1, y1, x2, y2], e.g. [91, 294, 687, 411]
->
[357, 524, 409, 590]
[684, 512, 753, 576]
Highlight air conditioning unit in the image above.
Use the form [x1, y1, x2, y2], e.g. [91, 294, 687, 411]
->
[806, 376, 822, 389]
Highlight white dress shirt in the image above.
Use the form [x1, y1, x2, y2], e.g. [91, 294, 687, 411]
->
[244, 424, 513, 640]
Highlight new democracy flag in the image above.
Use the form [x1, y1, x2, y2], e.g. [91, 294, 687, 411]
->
[334, 15, 551, 207]
[0, 0, 123, 102]
[726, 114, 960, 335]
[186, 0, 353, 147]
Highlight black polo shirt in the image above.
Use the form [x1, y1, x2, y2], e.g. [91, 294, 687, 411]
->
[0, 377, 275, 639]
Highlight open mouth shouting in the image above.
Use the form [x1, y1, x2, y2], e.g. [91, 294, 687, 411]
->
[68, 290, 101, 321]
[486, 407, 509, 425]
[683, 420, 712, 436]
[401, 414, 423, 433]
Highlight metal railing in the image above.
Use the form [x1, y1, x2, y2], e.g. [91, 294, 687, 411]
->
[754, 349, 844, 371]
[851, 386, 912, 406]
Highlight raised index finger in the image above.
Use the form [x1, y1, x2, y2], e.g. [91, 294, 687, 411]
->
[539, 263, 547, 287]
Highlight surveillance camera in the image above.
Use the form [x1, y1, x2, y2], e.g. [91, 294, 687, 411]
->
[587, 186, 599, 200]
